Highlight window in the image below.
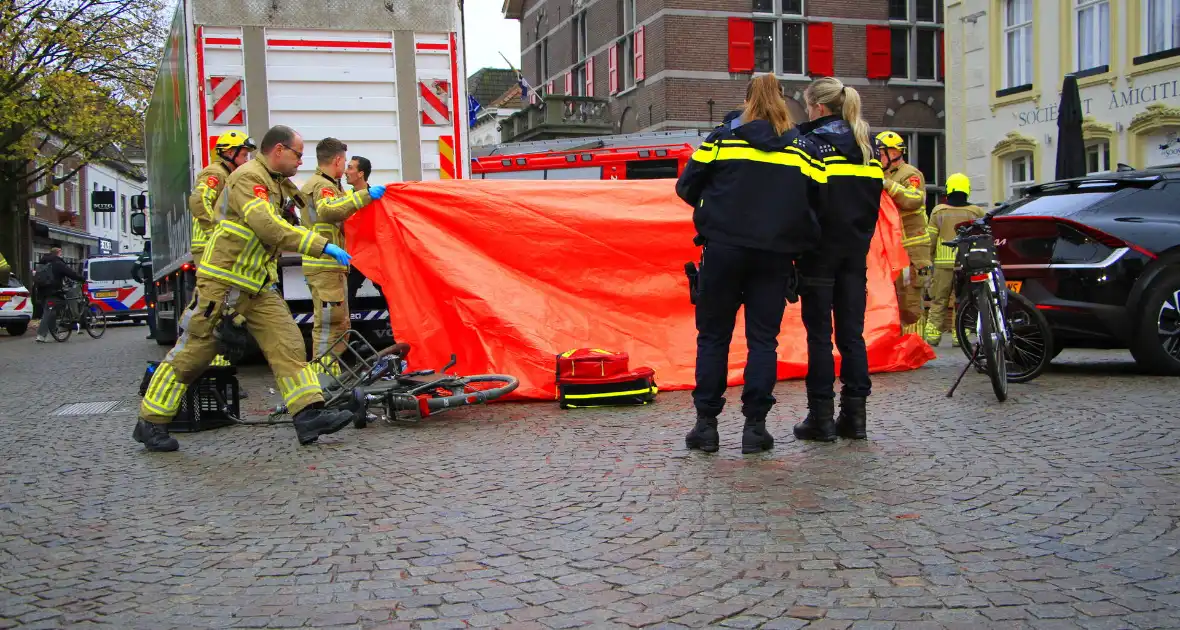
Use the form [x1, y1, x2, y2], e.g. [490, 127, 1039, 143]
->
[622, 35, 635, 90]
[900, 132, 944, 207]
[782, 22, 804, 74]
[890, 0, 943, 80]
[537, 38, 548, 86]
[754, 0, 801, 12]
[574, 64, 587, 96]
[1145, 0, 1180, 55]
[1076, 0, 1110, 71]
[575, 12, 587, 61]
[121, 194, 128, 232]
[1086, 142, 1111, 173]
[754, 21, 775, 72]
[744, 4, 806, 75]
[754, 0, 774, 11]
[54, 164, 64, 209]
[1003, 0, 1033, 88]
[1008, 154, 1036, 199]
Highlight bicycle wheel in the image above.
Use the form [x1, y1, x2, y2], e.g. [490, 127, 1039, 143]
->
[978, 287, 1008, 402]
[955, 295, 983, 370]
[85, 306, 107, 339]
[49, 311, 72, 342]
[1003, 292, 1052, 383]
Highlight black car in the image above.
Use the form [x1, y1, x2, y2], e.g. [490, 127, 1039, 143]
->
[990, 167, 1180, 375]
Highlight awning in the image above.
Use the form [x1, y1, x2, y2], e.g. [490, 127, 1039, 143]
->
[34, 219, 101, 248]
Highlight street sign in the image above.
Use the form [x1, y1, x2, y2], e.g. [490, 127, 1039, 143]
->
[91, 190, 116, 212]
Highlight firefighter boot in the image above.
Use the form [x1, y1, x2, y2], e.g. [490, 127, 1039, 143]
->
[685, 414, 719, 453]
[923, 322, 943, 346]
[293, 403, 355, 445]
[836, 395, 868, 440]
[133, 420, 179, 452]
[741, 415, 775, 454]
[793, 395, 837, 442]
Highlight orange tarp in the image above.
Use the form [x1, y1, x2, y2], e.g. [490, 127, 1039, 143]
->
[345, 180, 933, 401]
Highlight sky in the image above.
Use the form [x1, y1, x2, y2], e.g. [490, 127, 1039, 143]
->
[464, 0, 522, 72]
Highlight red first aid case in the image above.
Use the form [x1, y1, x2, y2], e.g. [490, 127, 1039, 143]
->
[556, 348, 630, 379]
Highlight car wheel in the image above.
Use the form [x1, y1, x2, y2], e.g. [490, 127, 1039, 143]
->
[1131, 269, 1180, 376]
[5, 322, 28, 336]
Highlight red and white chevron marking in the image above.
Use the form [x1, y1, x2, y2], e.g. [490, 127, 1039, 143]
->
[210, 76, 244, 125]
[419, 80, 450, 126]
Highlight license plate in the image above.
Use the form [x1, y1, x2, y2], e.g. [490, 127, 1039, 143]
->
[93, 290, 117, 299]
[1006, 281, 1023, 293]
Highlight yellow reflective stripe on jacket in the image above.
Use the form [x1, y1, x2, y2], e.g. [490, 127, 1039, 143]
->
[826, 163, 884, 178]
[691, 142, 718, 164]
[713, 146, 826, 183]
[902, 233, 932, 248]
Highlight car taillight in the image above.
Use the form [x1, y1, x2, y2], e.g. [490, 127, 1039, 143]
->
[12, 291, 29, 298]
[994, 216, 1156, 260]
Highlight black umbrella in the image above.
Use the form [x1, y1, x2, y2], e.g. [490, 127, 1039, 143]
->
[1055, 74, 1087, 180]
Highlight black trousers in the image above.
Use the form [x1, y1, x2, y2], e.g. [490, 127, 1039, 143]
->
[693, 243, 795, 419]
[798, 251, 872, 399]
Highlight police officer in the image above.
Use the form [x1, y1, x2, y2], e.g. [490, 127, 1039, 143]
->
[792, 77, 882, 442]
[130, 242, 157, 340]
[925, 173, 985, 346]
[134, 125, 356, 452]
[877, 131, 931, 337]
[299, 138, 386, 372]
[676, 74, 825, 455]
[189, 130, 255, 388]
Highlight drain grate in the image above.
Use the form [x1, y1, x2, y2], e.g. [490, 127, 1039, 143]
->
[52, 401, 122, 416]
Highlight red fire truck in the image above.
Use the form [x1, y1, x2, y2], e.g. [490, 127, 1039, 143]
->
[470, 130, 708, 180]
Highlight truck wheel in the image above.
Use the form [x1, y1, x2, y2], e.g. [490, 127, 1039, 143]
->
[5, 322, 28, 336]
[1130, 269, 1180, 375]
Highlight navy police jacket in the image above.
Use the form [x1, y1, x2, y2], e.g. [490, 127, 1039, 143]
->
[796, 114, 884, 255]
[675, 111, 825, 255]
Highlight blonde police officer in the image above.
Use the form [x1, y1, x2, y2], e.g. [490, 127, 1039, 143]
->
[299, 138, 385, 372]
[135, 125, 356, 452]
[925, 173, 986, 346]
[876, 131, 931, 337]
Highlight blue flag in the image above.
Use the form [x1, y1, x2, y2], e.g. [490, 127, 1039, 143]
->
[468, 95, 482, 128]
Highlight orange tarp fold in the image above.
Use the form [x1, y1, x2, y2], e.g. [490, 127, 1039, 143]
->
[345, 181, 933, 401]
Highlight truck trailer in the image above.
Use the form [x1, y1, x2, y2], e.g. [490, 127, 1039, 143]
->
[142, 0, 470, 351]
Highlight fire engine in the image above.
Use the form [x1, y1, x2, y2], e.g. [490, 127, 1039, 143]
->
[470, 130, 709, 181]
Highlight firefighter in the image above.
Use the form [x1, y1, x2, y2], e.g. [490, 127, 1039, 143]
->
[134, 125, 356, 452]
[925, 173, 985, 347]
[876, 131, 931, 337]
[792, 77, 881, 443]
[676, 74, 824, 455]
[299, 138, 386, 372]
[190, 130, 255, 389]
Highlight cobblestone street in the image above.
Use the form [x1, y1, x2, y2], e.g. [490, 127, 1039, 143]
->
[1, 326, 1178, 629]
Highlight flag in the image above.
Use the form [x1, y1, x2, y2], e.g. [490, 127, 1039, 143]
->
[518, 74, 532, 103]
[468, 95, 482, 128]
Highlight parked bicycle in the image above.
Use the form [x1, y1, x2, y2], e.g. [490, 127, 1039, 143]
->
[48, 279, 107, 342]
[945, 214, 1052, 401]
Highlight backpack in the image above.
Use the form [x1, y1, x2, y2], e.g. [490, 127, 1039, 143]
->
[33, 262, 55, 289]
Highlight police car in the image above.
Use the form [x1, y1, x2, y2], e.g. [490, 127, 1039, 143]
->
[0, 275, 33, 336]
[83, 254, 150, 324]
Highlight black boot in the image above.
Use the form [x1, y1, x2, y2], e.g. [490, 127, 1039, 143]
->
[133, 419, 179, 452]
[293, 404, 354, 445]
[238, 386, 249, 400]
[836, 394, 868, 439]
[685, 414, 719, 453]
[741, 416, 774, 454]
[793, 394, 837, 442]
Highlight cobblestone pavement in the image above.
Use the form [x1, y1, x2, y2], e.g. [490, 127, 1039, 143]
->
[1, 326, 1179, 629]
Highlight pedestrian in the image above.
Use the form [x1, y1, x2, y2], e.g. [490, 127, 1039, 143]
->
[343, 155, 388, 303]
[791, 77, 882, 442]
[134, 124, 356, 453]
[299, 139, 386, 373]
[925, 173, 986, 347]
[33, 246, 84, 343]
[877, 131, 931, 336]
[676, 73, 825, 455]
[131, 241, 157, 341]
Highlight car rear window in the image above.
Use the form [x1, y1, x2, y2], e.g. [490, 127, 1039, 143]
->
[87, 260, 136, 282]
[997, 191, 1116, 218]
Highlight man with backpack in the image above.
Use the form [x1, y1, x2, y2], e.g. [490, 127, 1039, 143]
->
[33, 246, 83, 343]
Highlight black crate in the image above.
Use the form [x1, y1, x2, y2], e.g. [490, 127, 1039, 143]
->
[140, 362, 240, 433]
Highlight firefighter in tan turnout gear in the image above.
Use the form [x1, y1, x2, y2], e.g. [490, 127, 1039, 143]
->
[925, 173, 986, 346]
[877, 131, 931, 337]
[134, 125, 358, 452]
[299, 138, 386, 373]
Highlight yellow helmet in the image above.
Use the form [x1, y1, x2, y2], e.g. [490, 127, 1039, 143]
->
[874, 131, 906, 151]
[214, 130, 256, 152]
[946, 172, 971, 196]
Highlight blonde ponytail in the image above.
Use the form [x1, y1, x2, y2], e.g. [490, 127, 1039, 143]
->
[803, 78, 873, 165]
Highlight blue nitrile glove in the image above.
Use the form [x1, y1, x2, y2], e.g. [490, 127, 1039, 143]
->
[368, 184, 386, 200]
[324, 243, 352, 266]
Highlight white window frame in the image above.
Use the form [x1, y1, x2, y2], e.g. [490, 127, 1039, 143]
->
[889, 0, 943, 81]
[1085, 141, 1111, 173]
[1008, 154, 1036, 199]
[622, 33, 635, 90]
[1143, 0, 1180, 55]
[575, 12, 588, 61]
[1002, 0, 1033, 89]
[1075, 0, 1110, 71]
[53, 163, 64, 209]
[750, 6, 807, 77]
[753, 0, 804, 16]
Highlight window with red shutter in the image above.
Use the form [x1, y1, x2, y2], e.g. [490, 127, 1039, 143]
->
[608, 43, 619, 94]
[565, 72, 573, 94]
[635, 25, 645, 81]
[807, 22, 834, 77]
[866, 25, 892, 79]
[585, 57, 595, 97]
[728, 18, 755, 73]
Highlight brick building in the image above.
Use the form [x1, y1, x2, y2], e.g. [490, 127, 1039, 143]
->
[503, 0, 949, 200]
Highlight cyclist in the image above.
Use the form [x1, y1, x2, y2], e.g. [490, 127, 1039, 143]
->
[33, 246, 83, 343]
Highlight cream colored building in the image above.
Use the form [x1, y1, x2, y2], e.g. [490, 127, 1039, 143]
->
[946, 0, 1180, 207]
